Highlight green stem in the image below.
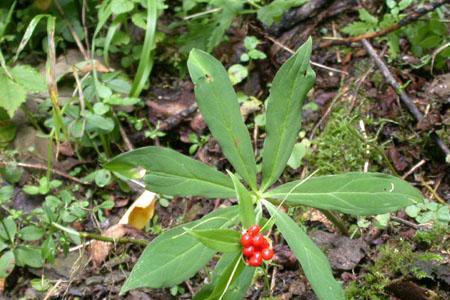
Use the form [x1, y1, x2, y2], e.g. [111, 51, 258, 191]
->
[51, 222, 148, 246]
[319, 209, 349, 236]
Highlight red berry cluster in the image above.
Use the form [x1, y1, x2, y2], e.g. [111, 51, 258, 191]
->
[240, 225, 274, 267]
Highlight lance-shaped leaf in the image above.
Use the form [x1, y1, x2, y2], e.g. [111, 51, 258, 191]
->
[120, 206, 239, 294]
[186, 228, 241, 253]
[188, 49, 257, 189]
[263, 200, 345, 300]
[204, 253, 246, 300]
[194, 253, 255, 300]
[105, 146, 235, 198]
[264, 172, 423, 215]
[261, 38, 315, 191]
[228, 171, 256, 229]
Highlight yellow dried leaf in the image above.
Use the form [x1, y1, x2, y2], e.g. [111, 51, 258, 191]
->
[119, 190, 156, 229]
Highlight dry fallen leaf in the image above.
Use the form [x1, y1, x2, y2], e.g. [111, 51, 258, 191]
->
[90, 191, 156, 266]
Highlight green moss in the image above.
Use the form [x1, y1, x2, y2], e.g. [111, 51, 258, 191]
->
[346, 241, 443, 299]
[307, 107, 383, 175]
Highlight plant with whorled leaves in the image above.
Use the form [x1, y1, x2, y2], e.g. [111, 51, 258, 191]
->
[105, 38, 423, 299]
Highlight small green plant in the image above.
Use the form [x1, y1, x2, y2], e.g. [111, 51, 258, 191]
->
[105, 38, 423, 299]
[342, 1, 449, 68]
[405, 199, 450, 226]
[23, 176, 62, 196]
[227, 36, 266, 85]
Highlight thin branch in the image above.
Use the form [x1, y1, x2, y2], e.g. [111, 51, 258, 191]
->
[420, 179, 446, 204]
[401, 159, 426, 179]
[390, 216, 422, 230]
[0, 161, 90, 185]
[362, 39, 450, 158]
[320, 0, 449, 47]
[52, 222, 149, 246]
[54, 0, 89, 60]
[263, 33, 349, 75]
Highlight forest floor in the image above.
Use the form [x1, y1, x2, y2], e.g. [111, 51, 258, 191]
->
[0, 0, 449, 299]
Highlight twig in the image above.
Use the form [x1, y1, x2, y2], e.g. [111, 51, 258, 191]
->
[359, 120, 370, 172]
[420, 179, 446, 204]
[362, 39, 450, 158]
[81, 0, 91, 58]
[52, 222, 149, 246]
[54, 0, 89, 60]
[309, 86, 348, 140]
[113, 111, 134, 151]
[390, 216, 422, 230]
[320, 0, 450, 47]
[269, 266, 277, 297]
[183, 8, 222, 20]
[72, 66, 86, 115]
[401, 159, 426, 179]
[263, 34, 349, 75]
[43, 279, 63, 300]
[0, 161, 90, 185]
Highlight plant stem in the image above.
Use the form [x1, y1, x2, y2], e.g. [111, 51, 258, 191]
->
[319, 210, 349, 236]
[79, 231, 149, 246]
[51, 222, 149, 246]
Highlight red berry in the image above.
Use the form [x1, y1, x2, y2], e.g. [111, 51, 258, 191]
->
[242, 246, 255, 257]
[246, 225, 260, 236]
[240, 233, 252, 247]
[261, 248, 274, 260]
[252, 234, 269, 249]
[248, 252, 263, 267]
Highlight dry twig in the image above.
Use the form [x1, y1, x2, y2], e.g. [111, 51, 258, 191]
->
[0, 161, 90, 185]
[320, 0, 449, 48]
[362, 39, 450, 158]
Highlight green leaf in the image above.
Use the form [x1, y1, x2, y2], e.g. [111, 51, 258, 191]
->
[261, 38, 315, 191]
[186, 228, 241, 253]
[0, 250, 15, 278]
[228, 64, 248, 85]
[95, 169, 112, 187]
[0, 185, 13, 205]
[85, 113, 115, 133]
[0, 217, 17, 242]
[19, 225, 45, 241]
[130, 0, 157, 97]
[106, 146, 235, 198]
[14, 15, 49, 62]
[111, 0, 135, 15]
[257, 0, 307, 26]
[264, 172, 423, 216]
[0, 74, 27, 118]
[286, 139, 310, 169]
[14, 246, 44, 268]
[358, 9, 378, 24]
[204, 253, 245, 300]
[188, 49, 257, 189]
[23, 185, 40, 195]
[0, 240, 7, 252]
[194, 253, 255, 300]
[405, 205, 420, 218]
[263, 200, 345, 300]
[120, 206, 239, 293]
[0, 108, 17, 147]
[104, 95, 141, 106]
[228, 172, 255, 229]
[341, 22, 374, 36]
[10, 65, 47, 93]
